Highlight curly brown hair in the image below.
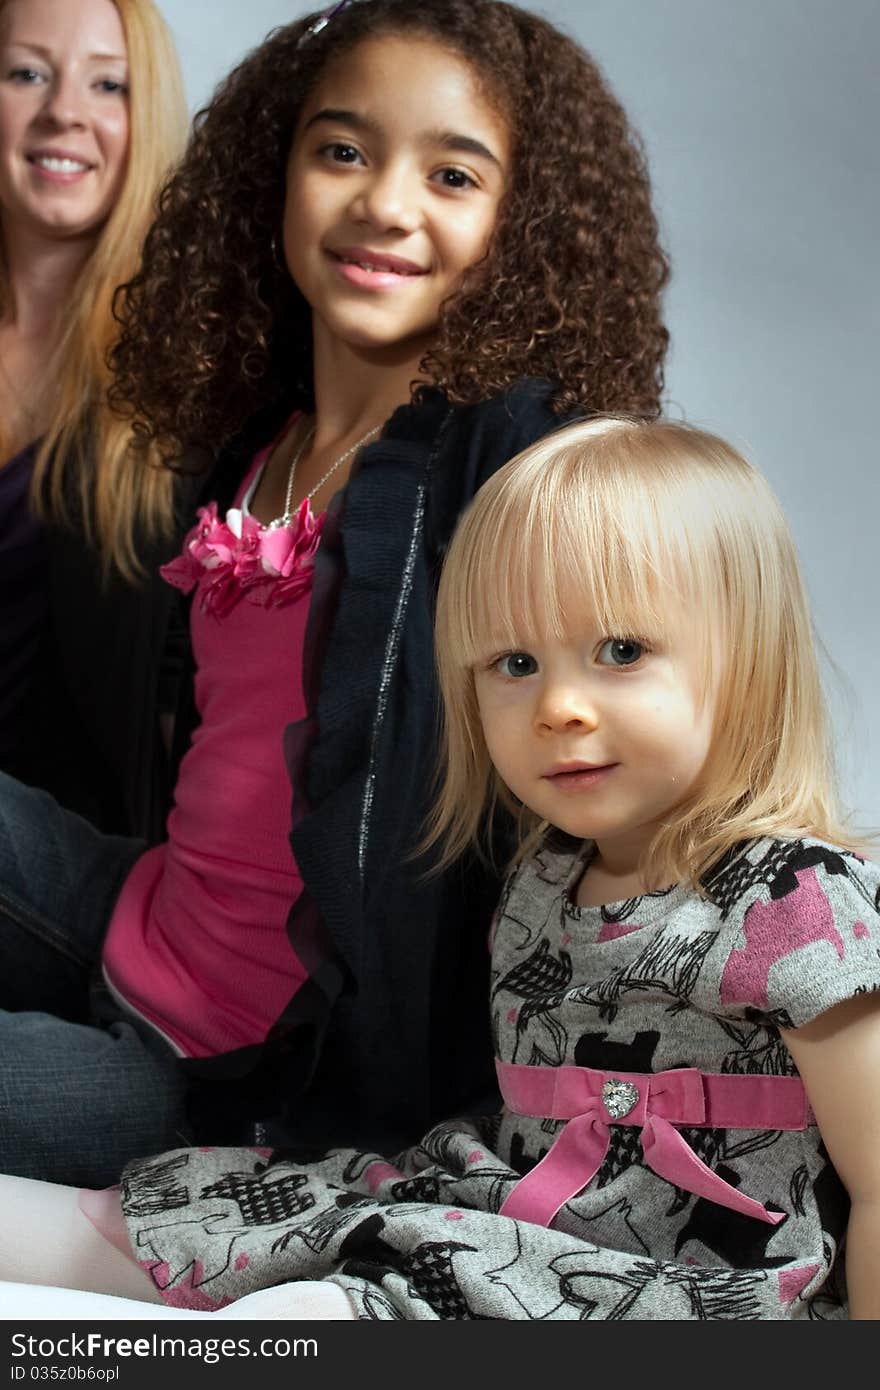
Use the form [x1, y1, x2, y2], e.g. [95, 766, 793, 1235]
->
[110, 0, 670, 460]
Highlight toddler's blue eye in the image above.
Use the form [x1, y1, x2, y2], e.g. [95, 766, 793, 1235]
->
[497, 652, 538, 678]
[598, 638, 644, 667]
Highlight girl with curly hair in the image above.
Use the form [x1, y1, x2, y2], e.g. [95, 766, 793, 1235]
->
[0, 0, 669, 1195]
[0, 0, 187, 833]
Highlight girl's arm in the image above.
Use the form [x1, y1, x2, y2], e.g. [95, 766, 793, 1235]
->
[781, 992, 880, 1320]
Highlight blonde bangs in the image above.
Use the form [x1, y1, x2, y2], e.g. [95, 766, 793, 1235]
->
[442, 419, 732, 673]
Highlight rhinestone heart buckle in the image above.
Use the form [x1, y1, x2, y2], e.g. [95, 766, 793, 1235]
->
[601, 1078, 640, 1120]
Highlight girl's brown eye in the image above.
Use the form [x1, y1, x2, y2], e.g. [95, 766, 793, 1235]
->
[434, 168, 474, 190]
[324, 143, 360, 164]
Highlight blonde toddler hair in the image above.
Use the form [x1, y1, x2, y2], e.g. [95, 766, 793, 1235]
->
[430, 416, 867, 888]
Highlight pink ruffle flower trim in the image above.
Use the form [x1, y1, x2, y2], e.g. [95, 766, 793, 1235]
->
[160, 498, 324, 616]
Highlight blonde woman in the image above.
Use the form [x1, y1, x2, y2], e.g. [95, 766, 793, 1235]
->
[0, 0, 186, 835]
[2, 416, 878, 1320]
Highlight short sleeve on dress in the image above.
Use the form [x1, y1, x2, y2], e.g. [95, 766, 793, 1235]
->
[717, 839, 880, 1029]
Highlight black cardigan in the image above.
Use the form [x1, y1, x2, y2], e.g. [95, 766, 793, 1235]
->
[183, 380, 574, 1151]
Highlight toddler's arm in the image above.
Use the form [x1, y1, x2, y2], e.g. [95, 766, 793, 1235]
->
[0, 1174, 354, 1319]
[0, 1175, 160, 1304]
[0, 1280, 355, 1321]
[782, 992, 880, 1320]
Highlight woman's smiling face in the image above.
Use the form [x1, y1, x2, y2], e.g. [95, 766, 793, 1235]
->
[0, 0, 129, 243]
[283, 34, 511, 363]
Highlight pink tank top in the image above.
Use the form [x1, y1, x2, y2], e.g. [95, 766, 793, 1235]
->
[102, 426, 323, 1057]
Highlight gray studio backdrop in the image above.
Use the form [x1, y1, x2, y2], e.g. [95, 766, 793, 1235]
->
[158, 0, 880, 831]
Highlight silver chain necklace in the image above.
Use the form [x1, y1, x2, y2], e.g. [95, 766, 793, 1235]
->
[268, 418, 383, 529]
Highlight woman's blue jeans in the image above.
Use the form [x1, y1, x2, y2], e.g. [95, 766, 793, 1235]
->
[0, 771, 191, 1186]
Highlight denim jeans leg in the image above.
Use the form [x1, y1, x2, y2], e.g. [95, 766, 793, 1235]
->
[0, 1008, 192, 1185]
[0, 770, 143, 1015]
[0, 772, 191, 1184]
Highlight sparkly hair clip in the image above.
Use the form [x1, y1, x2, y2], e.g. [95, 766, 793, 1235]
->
[297, 0, 363, 47]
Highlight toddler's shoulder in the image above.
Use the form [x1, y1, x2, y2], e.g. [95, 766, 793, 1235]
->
[497, 835, 584, 918]
[706, 836, 880, 1027]
[705, 835, 878, 918]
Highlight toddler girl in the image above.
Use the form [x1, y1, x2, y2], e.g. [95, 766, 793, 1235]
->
[5, 416, 877, 1320]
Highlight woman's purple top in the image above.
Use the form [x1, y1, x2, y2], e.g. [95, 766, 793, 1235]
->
[0, 443, 47, 771]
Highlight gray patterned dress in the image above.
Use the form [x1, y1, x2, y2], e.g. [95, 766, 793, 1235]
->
[120, 836, 880, 1319]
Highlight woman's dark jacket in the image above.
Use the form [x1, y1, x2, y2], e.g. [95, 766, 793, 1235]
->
[8, 467, 186, 842]
[31, 380, 572, 1151]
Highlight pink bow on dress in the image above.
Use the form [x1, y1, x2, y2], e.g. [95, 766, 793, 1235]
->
[497, 1060, 812, 1228]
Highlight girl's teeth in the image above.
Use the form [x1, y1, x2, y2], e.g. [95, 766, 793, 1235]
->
[340, 256, 414, 275]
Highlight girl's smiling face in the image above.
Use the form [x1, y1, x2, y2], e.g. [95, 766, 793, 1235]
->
[0, 0, 129, 242]
[283, 34, 511, 363]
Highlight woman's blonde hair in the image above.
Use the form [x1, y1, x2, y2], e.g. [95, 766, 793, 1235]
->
[0, 0, 188, 577]
[431, 416, 868, 888]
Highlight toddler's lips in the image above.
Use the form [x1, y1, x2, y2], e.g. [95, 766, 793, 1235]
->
[543, 763, 618, 790]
